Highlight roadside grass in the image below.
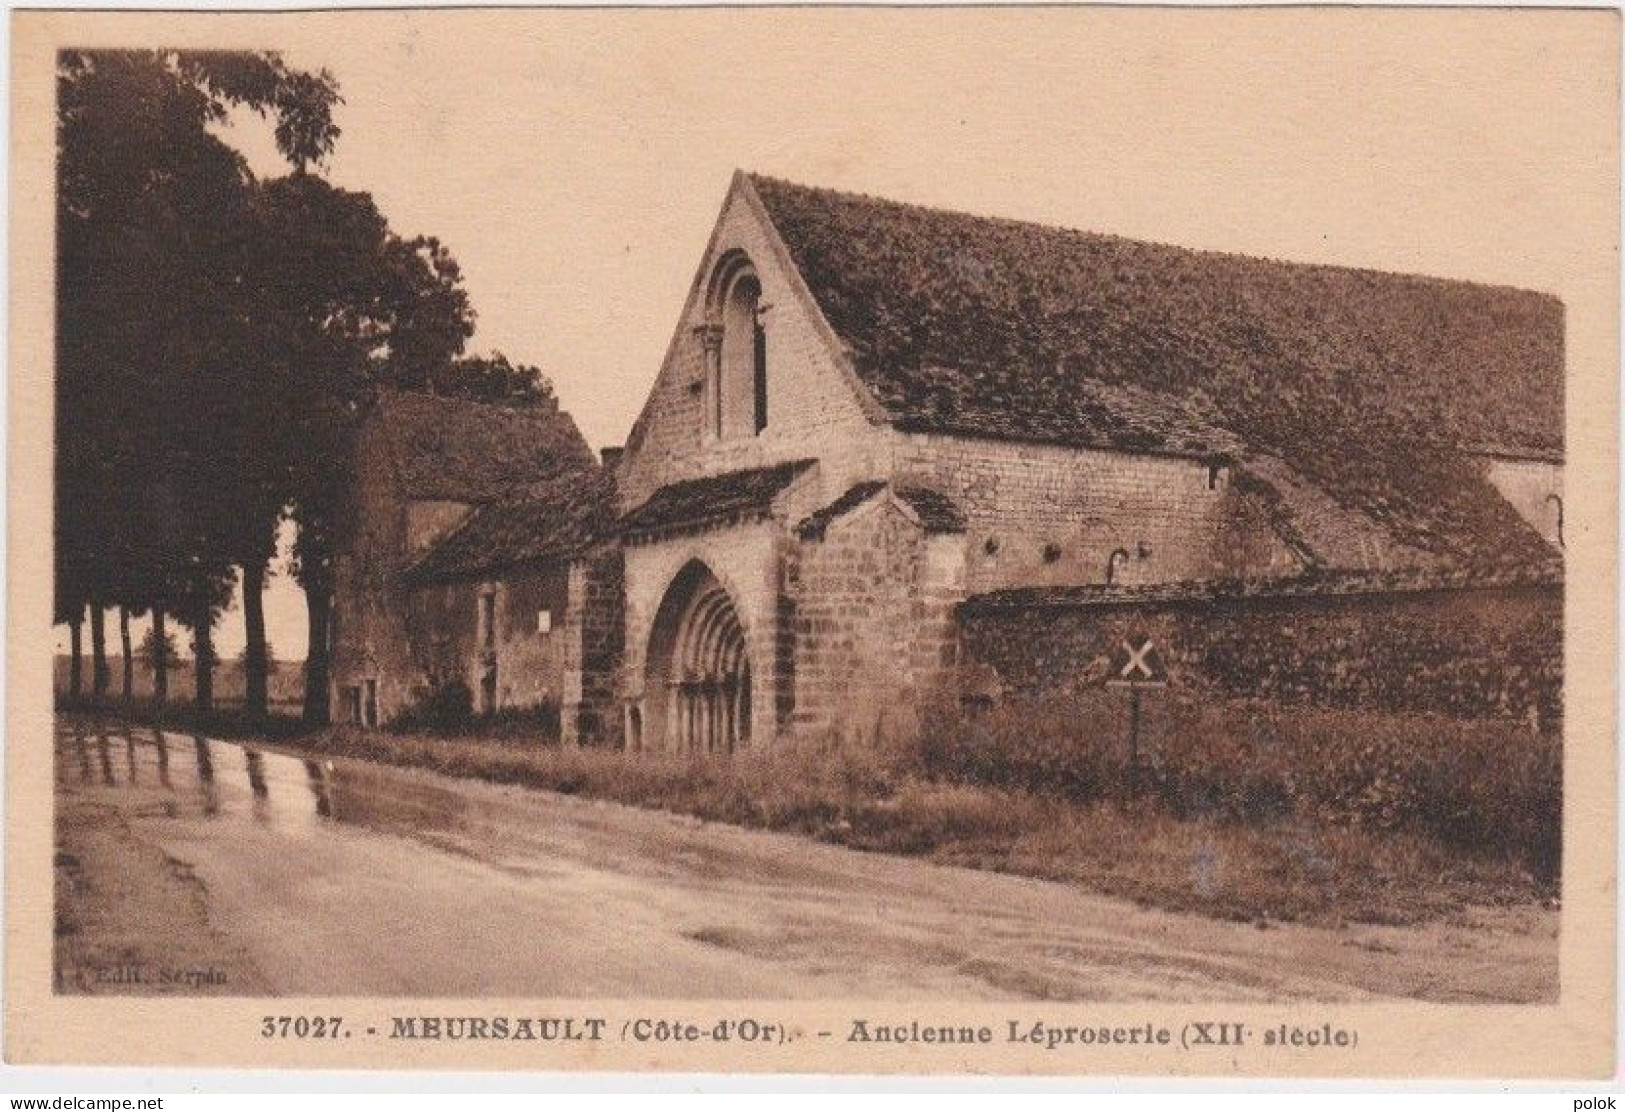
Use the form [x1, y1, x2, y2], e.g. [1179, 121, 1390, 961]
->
[922, 692, 1561, 884]
[291, 718, 1554, 928]
[55, 687, 1557, 927]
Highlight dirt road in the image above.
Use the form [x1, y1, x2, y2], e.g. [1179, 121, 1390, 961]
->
[53, 717, 1557, 1001]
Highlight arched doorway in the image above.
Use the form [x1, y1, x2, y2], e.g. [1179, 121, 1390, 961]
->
[645, 561, 753, 754]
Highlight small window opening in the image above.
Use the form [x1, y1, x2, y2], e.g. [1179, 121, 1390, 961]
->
[1208, 462, 1222, 490]
[753, 311, 768, 434]
[1042, 542, 1063, 564]
[983, 536, 1000, 557]
[1106, 548, 1130, 585]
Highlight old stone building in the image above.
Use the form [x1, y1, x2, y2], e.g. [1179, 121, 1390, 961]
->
[611, 172, 1562, 751]
[333, 173, 1563, 750]
[327, 389, 615, 735]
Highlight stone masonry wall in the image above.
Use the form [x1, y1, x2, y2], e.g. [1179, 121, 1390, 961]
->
[620, 519, 784, 750]
[616, 181, 887, 517]
[959, 585, 1562, 728]
[405, 565, 573, 719]
[1482, 456, 1563, 550]
[330, 419, 436, 725]
[891, 432, 1301, 595]
[786, 497, 965, 745]
[562, 548, 625, 746]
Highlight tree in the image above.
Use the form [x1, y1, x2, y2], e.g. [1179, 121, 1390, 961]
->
[137, 622, 180, 675]
[166, 545, 236, 712]
[55, 49, 340, 717]
[118, 604, 134, 702]
[90, 604, 108, 701]
[444, 353, 558, 410]
[239, 640, 277, 675]
[247, 175, 493, 723]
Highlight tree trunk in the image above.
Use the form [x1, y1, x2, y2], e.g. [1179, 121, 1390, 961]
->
[68, 609, 83, 700]
[151, 606, 168, 706]
[119, 606, 133, 702]
[242, 560, 268, 722]
[90, 602, 108, 701]
[303, 586, 331, 726]
[193, 602, 214, 712]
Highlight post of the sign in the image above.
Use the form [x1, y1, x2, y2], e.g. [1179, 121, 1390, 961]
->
[1127, 684, 1141, 800]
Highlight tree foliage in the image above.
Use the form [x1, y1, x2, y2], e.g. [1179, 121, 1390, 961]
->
[56, 48, 562, 720]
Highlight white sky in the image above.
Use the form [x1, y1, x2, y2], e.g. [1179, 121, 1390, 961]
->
[55, 8, 1615, 662]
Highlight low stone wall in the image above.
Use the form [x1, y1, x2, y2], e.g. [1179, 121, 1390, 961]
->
[958, 583, 1562, 728]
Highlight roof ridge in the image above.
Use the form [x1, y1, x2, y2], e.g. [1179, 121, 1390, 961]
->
[745, 171, 1560, 302]
[374, 385, 566, 422]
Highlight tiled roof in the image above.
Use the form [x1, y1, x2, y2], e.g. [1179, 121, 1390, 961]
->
[748, 174, 1563, 570]
[1232, 455, 1441, 573]
[372, 389, 596, 503]
[619, 459, 816, 538]
[405, 468, 617, 583]
[795, 481, 967, 540]
[893, 485, 967, 534]
[958, 560, 1564, 616]
[795, 481, 887, 540]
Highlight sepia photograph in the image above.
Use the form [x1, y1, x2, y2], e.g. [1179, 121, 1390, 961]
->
[5, 4, 1617, 1079]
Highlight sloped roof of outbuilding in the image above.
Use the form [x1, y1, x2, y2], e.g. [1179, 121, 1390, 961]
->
[405, 468, 618, 584]
[370, 388, 596, 504]
[747, 173, 1563, 570]
[795, 481, 967, 540]
[619, 459, 817, 538]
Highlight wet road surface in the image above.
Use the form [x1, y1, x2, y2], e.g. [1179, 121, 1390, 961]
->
[54, 718, 1558, 1001]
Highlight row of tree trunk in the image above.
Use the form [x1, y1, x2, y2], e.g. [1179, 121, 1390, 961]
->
[63, 602, 185, 705]
[60, 563, 311, 724]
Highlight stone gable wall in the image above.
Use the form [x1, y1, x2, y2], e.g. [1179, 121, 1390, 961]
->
[1482, 457, 1563, 550]
[959, 585, 1562, 728]
[889, 432, 1302, 594]
[616, 185, 887, 518]
[786, 497, 965, 745]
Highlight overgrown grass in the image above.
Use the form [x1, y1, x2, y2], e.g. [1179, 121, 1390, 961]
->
[294, 712, 1556, 927]
[59, 685, 1559, 926]
[922, 692, 1560, 882]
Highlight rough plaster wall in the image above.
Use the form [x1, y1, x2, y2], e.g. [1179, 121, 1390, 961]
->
[488, 567, 572, 710]
[402, 566, 569, 716]
[1484, 457, 1564, 550]
[890, 432, 1299, 592]
[960, 586, 1562, 727]
[620, 519, 783, 750]
[787, 498, 965, 745]
[616, 183, 887, 517]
